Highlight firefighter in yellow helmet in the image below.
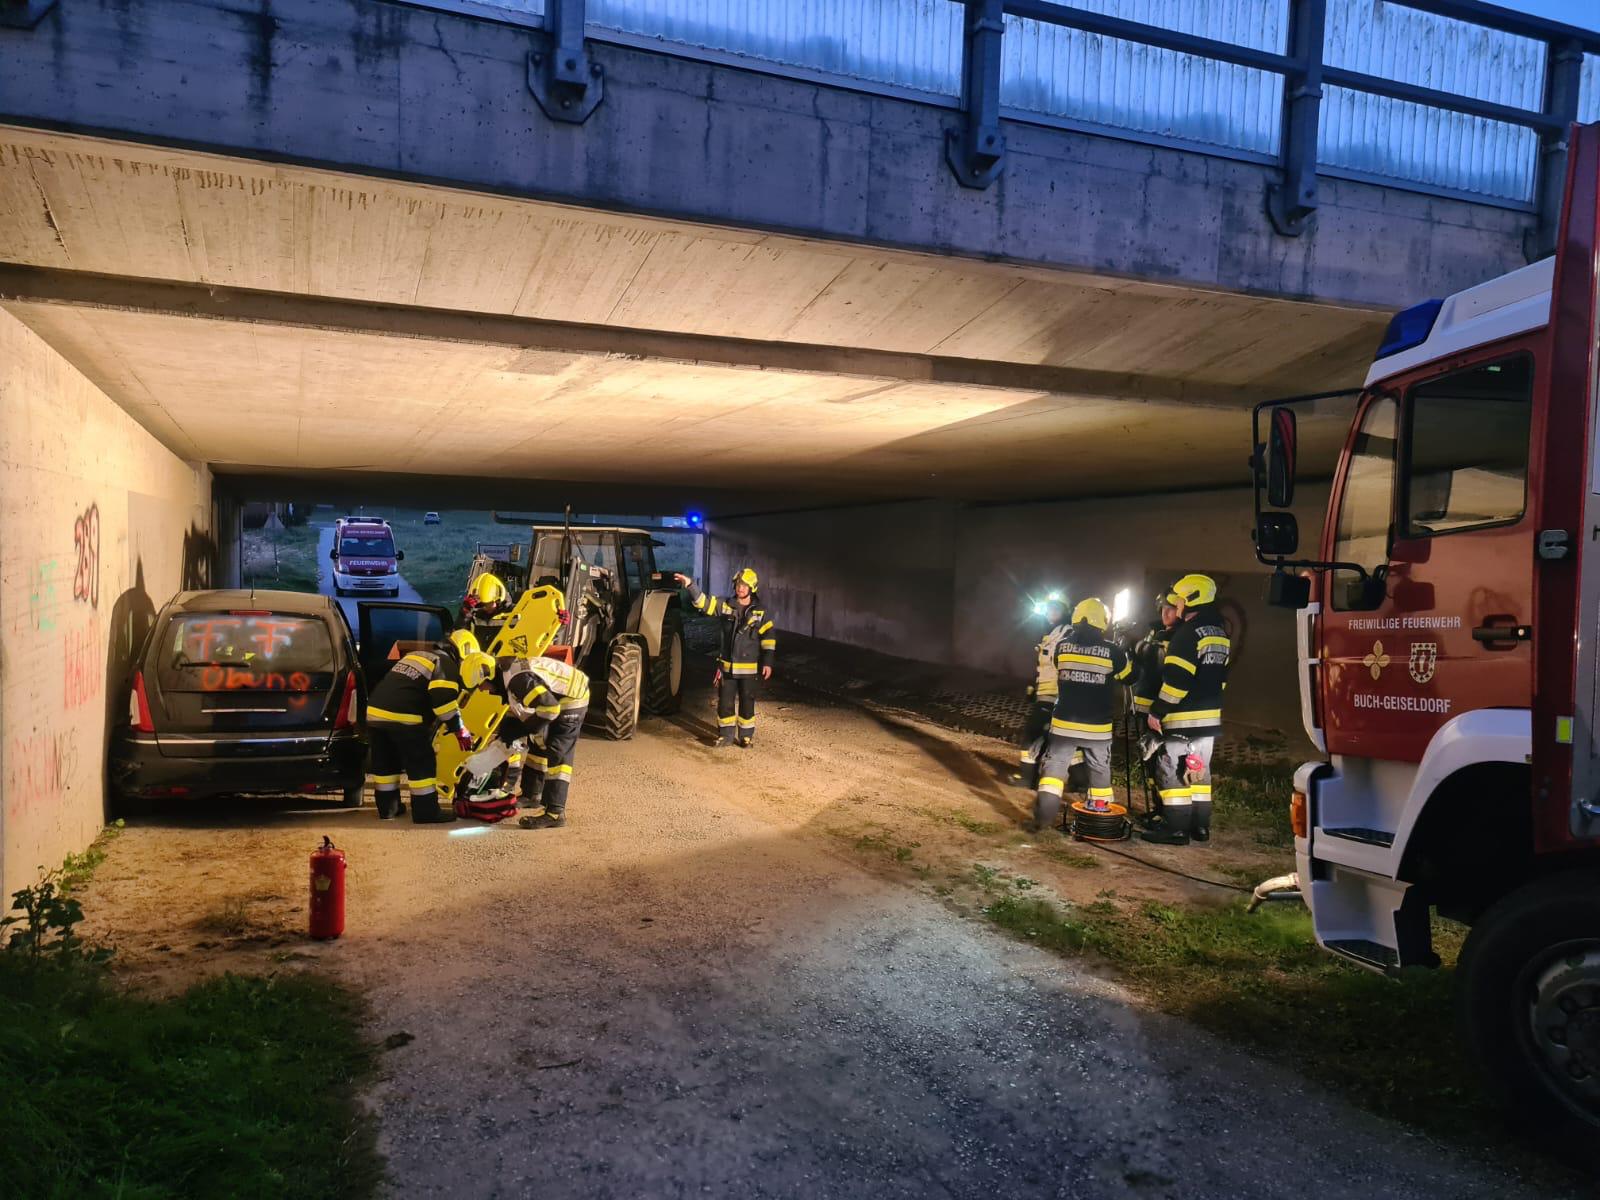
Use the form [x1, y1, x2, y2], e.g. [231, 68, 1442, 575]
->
[1143, 573, 1230, 845]
[461, 571, 514, 651]
[673, 566, 775, 748]
[1016, 592, 1071, 785]
[367, 628, 494, 824]
[1031, 597, 1131, 833]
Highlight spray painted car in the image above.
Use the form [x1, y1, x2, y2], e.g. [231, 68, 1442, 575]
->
[330, 518, 403, 597]
[109, 590, 367, 813]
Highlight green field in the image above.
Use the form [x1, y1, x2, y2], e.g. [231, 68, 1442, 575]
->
[241, 523, 322, 594]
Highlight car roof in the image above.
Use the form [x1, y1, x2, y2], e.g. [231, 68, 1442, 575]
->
[170, 589, 335, 615]
[339, 521, 392, 532]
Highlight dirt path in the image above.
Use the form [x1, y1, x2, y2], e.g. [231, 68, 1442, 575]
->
[78, 679, 1563, 1199]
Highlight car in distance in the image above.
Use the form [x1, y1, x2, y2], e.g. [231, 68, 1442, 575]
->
[423, 511, 442, 525]
[109, 590, 367, 812]
[330, 518, 403, 597]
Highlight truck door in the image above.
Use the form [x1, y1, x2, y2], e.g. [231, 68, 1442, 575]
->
[1320, 359, 1536, 762]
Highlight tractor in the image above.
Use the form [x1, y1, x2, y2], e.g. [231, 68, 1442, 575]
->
[463, 516, 687, 741]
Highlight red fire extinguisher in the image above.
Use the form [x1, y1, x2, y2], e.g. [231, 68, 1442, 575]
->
[309, 836, 346, 940]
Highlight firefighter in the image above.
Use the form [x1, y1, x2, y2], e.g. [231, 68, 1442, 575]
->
[485, 654, 591, 829]
[367, 629, 494, 824]
[1032, 598, 1132, 833]
[1129, 594, 1180, 828]
[1143, 573, 1230, 845]
[674, 568, 774, 748]
[461, 571, 514, 651]
[1016, 594, 1070, 785]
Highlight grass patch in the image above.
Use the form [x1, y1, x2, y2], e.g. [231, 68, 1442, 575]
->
[1, 853, 380, 1198]
[58, 821, 122, 895]
[1033, 843, 1101, 870]
[968, 869, 1505, 1146]
[376, 508, 518, 610]
[917, 806, 1004, 836]
[242, 523, 322, 594]
[197, 896, 252, 938]
[0, 960, 380, 1199]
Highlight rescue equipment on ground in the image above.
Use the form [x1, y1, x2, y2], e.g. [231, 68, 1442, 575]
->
[309, 836, 346, 940]
[1069, 798, 1130, 842]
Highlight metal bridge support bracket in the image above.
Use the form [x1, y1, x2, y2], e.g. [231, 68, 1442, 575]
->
[1526, 38, 1584, 262]
[946, 0, 1007, 189]
[1267, 0, 1325, 237]
[528, 0, 604, 125]
[0, 0, 58, 30]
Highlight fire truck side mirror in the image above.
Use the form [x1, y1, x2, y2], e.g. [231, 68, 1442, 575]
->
[1255, 511, 1299, 557]
[1266, 571, 1311, 609]
[1265, 407, 1298, 509]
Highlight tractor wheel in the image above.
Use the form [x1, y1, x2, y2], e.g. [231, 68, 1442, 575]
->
[601, 638, 643, 740]
[645, 610, 685, 716]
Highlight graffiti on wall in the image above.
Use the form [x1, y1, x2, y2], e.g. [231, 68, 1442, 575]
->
[5, 730, 79, 810]
[182, 524, 217, 591]
[27, 560, 59, 632]
[62, 622, 104, 710]
[72, 502, 100, 608]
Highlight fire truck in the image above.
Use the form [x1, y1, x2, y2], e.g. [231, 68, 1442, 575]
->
[1252, 124, 1600, 1148]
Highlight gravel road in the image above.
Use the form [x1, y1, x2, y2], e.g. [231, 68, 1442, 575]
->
[78, 678, 1575, 1199]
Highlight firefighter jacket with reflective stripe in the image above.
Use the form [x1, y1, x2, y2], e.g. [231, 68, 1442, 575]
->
[1033, 623, 1071, 699]
[687, 584, 775, 676]
[369, 649, 466, 728]
[501, 656, 591, 726]
[1049, 625, 1132, 742]
[1129, 623, 1172, 713]
[1150, 605, 1229, 737]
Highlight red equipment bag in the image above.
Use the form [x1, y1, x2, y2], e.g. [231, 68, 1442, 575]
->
[453, 790, 520, 823]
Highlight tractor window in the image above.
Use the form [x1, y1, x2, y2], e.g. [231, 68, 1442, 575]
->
[1402, 357, 1532, 537]
[1331, 393, 1398, 610]
[621, 540, 651, 595]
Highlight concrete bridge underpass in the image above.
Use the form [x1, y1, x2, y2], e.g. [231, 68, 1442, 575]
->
[3, 0, 1598, 889]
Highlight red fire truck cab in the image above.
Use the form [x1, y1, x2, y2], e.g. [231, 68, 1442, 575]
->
[1253, 125, 1600, 1146]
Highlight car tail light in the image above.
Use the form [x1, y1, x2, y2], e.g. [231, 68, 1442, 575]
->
[333, 671, 359, 729]
[228, 609, 272, 617]
[1290, 790, 1309, 840]
[130, 671, 155, 732]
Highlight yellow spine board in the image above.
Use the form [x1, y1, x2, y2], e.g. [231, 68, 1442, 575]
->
[432, 585, 566, 800]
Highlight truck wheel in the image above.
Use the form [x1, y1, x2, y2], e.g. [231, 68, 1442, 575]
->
[601, 639, 643, 740]
[1457, 872, 1600, 1164]
[645, 611, 685, 716]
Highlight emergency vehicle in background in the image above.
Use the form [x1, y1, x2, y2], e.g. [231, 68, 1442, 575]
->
[330, 516, 403, 598]
[1252, 123, 1600, 1148]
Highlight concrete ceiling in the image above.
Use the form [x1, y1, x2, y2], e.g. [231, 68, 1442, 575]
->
[0, 127, 1390, 506]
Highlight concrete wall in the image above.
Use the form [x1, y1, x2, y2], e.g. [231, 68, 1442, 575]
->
[0, 0, 1527, 310]
[714, 484, 1332, 751]
[709, 501, 958, 663]
[0, 309, 212, 898]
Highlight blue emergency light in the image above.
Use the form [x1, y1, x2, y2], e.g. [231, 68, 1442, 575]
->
[1374, 298, 1444, 360]
[686, 511, 705, 529]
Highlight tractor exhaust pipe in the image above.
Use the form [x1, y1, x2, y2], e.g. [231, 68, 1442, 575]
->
[1247, 872, 1302, 913]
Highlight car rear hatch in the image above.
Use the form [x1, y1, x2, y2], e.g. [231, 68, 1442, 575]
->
[151, 609, 346, 757]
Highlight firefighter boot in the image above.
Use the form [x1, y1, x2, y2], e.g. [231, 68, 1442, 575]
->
[409, 789, 456, 824]
[376, 790, 407, 821]
[518, 808, 566, 830]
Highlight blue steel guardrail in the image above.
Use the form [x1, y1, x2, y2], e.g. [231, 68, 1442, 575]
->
[394, 0, 1600, 250]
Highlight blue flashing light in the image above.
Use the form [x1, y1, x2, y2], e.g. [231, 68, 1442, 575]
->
[686, 511, 705, 529]
[1374, 298, 1444, 361]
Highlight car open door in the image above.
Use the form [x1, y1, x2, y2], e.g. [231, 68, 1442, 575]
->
[356, 601, 454, 688]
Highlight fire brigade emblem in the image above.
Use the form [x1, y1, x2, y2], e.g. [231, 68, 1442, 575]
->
[1363, 641, 1390, 680]
[1408, 642, 1438, 685]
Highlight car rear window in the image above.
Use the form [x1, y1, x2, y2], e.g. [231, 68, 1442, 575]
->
[339, 533, 395, 558]
[159, 612, 336, 691]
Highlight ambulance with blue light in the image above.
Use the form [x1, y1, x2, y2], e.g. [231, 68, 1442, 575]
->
[1251, 124, 1600, 1151]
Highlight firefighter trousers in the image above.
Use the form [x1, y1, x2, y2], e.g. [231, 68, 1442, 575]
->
[717, 675, 760, 744]
[1019, 700, 1054, 767]
[1034, 734, 1113, 829]
[1152, 735, 1215, 839]
[368, 721, 445, 821]
[500, 709, 585, 814]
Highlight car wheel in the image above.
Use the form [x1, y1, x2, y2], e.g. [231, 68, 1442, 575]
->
[339, 783, 364, 809]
